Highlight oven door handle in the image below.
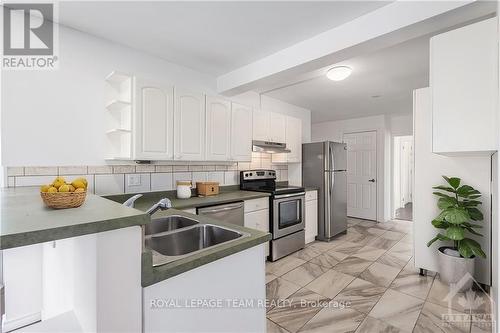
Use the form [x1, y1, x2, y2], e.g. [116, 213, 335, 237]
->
[273, 192, 306, 199]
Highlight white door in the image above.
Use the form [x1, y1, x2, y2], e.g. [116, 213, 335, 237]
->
[269, 112, 286, 143]
[206, 96, 231, 161]
[134, 79, 174, 160]
[343, 131, 377, 220]
[174, 87, 205, 161]
[252, 110, 269, 141]
[230, 103, 252, 161]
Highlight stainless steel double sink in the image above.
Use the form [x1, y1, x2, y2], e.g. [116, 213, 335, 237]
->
[144, 215, 249, 267]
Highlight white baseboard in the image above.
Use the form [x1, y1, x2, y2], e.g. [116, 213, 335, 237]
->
[3, 312, 41, 332]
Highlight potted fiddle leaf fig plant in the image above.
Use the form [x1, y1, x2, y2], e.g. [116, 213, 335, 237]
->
[427, 176, 485, 291]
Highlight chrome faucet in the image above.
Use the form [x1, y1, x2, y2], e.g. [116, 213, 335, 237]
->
[123, 194, 172, 215]
[146, 198, 172, 215]
[123, 194, 143, 208]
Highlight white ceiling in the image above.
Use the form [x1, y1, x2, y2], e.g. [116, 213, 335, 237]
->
[58, 1, 391, 75]
[265, 36, 430, 123]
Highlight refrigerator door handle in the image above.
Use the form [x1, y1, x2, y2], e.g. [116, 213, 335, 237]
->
[329, 144, 334, 171]
[331, 172, 335, 194]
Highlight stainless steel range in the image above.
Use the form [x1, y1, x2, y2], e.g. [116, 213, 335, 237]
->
[240, 170, 305, 261]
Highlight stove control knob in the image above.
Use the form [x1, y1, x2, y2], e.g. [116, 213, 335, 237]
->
[250, 173, 253, 176]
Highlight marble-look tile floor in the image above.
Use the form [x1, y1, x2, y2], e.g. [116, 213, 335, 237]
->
[266, 218, 493, 333]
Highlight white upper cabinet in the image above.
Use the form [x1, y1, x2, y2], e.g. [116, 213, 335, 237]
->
[252, 109, 270, 141]
[134, 78, 174, 160]
[272, 115, 302, 163]
[206, 96, 231, 161]
[174, 87, 206, 161]
[431, 17, 498, 154]
[285, 116, 302, 163]
[252, 110, 287, 143]
[269, 112, 286, 143]
[231, 103, 253, 161]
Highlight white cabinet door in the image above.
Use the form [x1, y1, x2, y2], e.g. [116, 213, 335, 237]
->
[206, 96, 231, 161]
[230, 103, 252, 161]
[269, 112, 286, 143]
[305, 199, 318, 244]
[252, 110, 270, 141]
[134, 79, 174, 160]
[431, 17, 498, 153]
[244, 209, 269, 257]
[3, 245, 42, 332]
[286, 116, 302, 163]
[174, 87, 205, 161]
[272, 116, 302, 163]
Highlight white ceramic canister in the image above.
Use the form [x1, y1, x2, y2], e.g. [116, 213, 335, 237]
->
[176, 181, 192, 199]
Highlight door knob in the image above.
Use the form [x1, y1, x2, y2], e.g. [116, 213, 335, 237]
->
[368, 179, 376, 182]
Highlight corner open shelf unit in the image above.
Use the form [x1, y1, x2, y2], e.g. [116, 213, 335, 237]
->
[105, 71, 133, 160]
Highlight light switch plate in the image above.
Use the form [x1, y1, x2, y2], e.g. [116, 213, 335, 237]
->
[128, 174, 141, 186]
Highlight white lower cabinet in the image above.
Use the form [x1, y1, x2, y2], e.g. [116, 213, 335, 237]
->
[143, 245, 266, 333]
[305, 190, 318, 244]
[244, 198, 270, 257]
[2, 245, 43, 332]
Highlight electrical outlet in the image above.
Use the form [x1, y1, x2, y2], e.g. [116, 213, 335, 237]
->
[128, 174, 141, 186]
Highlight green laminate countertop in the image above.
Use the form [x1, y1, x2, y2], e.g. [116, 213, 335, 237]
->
[140, 209, 271, 287]
[0, 187, 149, 250]
[105, 188, 270, 212]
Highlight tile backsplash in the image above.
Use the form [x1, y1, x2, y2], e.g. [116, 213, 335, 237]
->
[6, 153, 289, 196]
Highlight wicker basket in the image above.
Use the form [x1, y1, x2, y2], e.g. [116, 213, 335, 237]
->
[40, 191, 87, 209]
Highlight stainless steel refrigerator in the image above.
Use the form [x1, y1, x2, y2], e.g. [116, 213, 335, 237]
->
[302, 141, 347, 241]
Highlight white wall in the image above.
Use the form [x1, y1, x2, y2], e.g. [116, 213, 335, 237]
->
[1, 23, 216, 167]
[388, 113, 413, 137]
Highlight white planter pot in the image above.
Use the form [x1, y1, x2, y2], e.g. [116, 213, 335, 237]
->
[438, 246, 475, 292]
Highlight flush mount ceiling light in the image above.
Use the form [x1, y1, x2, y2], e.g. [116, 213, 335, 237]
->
[326, 66, 352, 81]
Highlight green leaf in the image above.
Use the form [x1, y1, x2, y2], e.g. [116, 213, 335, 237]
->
[459, 238, 486, 258]
[469, 194, 482, 199]
[457, 185, 481, 198]
[463, 222, 483, 228]
[427, 233, 451, 247]
[431, 219, 449, 229]
[443, 176, 461, 189]
[462, 200, 482, 207]
[433, 192, 456, 200]
[467, 207, 483, 221]
[432, 185, 456, 194]
[464, 227, 483, 237]
[437, 197, 456, 210]
[458, 241, 474, 258]
[446, 226, 465, 240]
[442, 207, 470, 224]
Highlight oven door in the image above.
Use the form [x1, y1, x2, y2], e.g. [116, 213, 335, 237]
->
[272, 192, 305, 239]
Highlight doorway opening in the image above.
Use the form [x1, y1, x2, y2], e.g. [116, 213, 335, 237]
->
[393, 135, 413, 221]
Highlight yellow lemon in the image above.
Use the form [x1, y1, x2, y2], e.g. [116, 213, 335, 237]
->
[74, 187, 85, 193]
[71, 180, 86, 189]
[58, 184, 70, 192]
[68, 185, 76, 192]
[52, 180, 65, 189]
[74, 177, 88, 187]
[47, 187, 58, 193]
[40, 185, 50, 193]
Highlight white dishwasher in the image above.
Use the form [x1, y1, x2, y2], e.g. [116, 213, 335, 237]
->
[197, 202, 244, 226]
